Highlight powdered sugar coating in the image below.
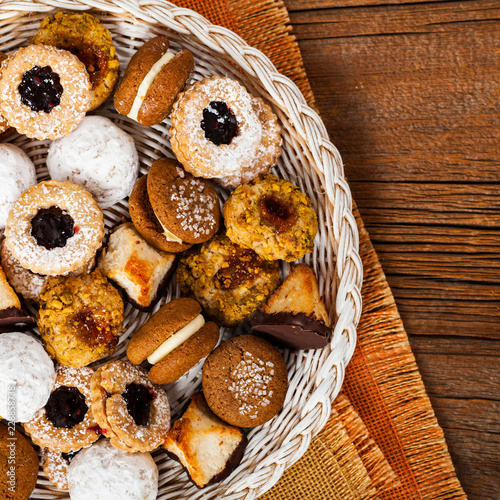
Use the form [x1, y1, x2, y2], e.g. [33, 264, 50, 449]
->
[0, 144, 36, 229]
[47, 116, 139, 208]
[42, 448, 73, 491]
[0, 332, 56, 422]
[0, 44, 91, 140]
[170, 76, 282, 187]
[4, 180, 104, 276]
[67, 440, 158, 500]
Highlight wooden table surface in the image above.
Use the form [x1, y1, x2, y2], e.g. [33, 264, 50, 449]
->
[283, 1, 500, 499]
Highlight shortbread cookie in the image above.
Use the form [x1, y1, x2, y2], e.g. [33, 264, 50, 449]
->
[42, 448, 80, 491]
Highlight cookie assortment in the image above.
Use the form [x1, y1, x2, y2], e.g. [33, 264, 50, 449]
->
[0, 10, 333, 498]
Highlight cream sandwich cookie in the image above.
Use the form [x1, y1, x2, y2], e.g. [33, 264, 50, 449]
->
[114, 36, 194, 126]
[126, 297, 219, 385]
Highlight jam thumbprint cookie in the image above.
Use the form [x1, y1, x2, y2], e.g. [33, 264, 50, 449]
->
[90, 360, 171, 453]
[4, 180, 104, 276]
[42, 448, 81, 491]
[38, 271, 124, 367]
[0, 44, 91, 139]
[170, 76, 282, 188]
[31, 11, 120, 111]
[23, 366, 101, 453]
[224, 174, 318, 262]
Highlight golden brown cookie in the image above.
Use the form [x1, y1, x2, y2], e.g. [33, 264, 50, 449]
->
[224, 174, 318, 262]
[0, 51, 12, 136]
[0, 44, 91, 140]
[202, 335, 288, 427]
[31, 11, 120, 111]
[147, 158, 220, 245]
[41, 448, 80, 491]
[129, 175, 192, 253]
[176, 235, 281, 327]
[127, 297, 219, 385]
[114, 36, 194, 126]
[0, 424, 38, 500]
[90, 360, 170, 453]
[38, 271, 124, 367]
[23, 366, 101, 453]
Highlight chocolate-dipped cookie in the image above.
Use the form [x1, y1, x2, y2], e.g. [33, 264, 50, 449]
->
[251, 264, 331, 349]
[127, 297, 219, 385]
[114, 36, 194, 126]
[202, 335, 288, 427]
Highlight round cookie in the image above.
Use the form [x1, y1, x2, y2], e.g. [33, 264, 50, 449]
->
[114, 36, 194, 126]
[68, 440, 158, 500]
[127, 297, 219, 385]
[0, 44, 91, 140]
[147, 158, 221, 245]
[42, 448, 80, 491]
[202, 335, 288, 427]
[0, 424, 39, 500]
[0, 332, 56, 422]
[47, 116, 139, 208]
[31, 11, 120, 111]
[0, 143, 37, 229]
[4, 180, 105, 276]
[129, 175, 192, 253]
[0, 51, 11, 136]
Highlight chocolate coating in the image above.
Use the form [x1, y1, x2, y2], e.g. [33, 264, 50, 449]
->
[0, 307, 35, 333]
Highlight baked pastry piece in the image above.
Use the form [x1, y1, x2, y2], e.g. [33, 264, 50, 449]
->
[251, 264, 331, 349]
[163, 393, 247, 488]
[23, 365, 101, 453]
[176, 235, 281, 327]
[90, 360, 170, 453]
[202, 335, 288, 427]
[0, 52, 10, 135]
[42, 448, 81, 491]
[224, 174, 318, 262]
[67, 440, 158, 500]
[170, 76, 282, 187]
[0, 424, 39, 500]
[38, 271, 124, 367]
[0, 143, 36, 229]
[47, 116, 140, 208]
[0, 332, 56, 422]
[127, 297, 219, 384]
[4, 180, 105, 276]
[114, 36, 194, 125]
[0, 44, 91, 139]
[97, 222, 177, 310]
[31, 11, 120, 111]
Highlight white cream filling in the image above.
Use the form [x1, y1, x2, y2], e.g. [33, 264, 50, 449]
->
[148, 314, 205, 365]
[127, 50, 175, 121]
[152, 207, 184, 243]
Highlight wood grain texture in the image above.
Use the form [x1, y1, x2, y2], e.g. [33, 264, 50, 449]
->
[284, 0, 500, 498]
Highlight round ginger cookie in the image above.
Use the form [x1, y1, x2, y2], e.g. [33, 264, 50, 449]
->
[147, 158, 220, 245]
[0, 424, 39, 500]
[202, 335, 288, 427]
[129, 175, 192, 253]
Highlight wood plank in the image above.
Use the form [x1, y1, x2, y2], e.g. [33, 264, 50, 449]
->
[285, 0, 461, 10]
[409, 335, 500, 356]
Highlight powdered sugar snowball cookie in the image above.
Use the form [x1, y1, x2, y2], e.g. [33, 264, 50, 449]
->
[170, 76, 282, 188]
[0, 143, 36, 229]
[68, 440, 158, 500]
[47, 116, 139, 208]
[0, 44, 91, 140]
[0, 332, 56, 422]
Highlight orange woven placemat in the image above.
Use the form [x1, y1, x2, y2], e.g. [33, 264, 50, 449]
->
[173, 0, 467, 498]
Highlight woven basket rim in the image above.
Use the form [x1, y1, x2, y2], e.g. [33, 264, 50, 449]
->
[0, 1, 363, 499]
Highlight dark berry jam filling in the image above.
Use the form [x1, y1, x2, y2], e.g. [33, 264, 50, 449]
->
[201, 101, 238, 145]
[259, 195, 297, 233]
[18, 65, 63, 113]
[31, 206, 75, 250]
[122, 383, 153, 427]
[45, 386, 88, 429]
[61, 450, 78, 463]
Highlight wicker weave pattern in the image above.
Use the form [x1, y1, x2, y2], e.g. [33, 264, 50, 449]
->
[0, 1, 362, 498]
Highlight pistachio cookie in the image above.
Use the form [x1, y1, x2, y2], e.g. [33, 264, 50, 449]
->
[224, 174, 318, 262]
[176, 235, 280, 327]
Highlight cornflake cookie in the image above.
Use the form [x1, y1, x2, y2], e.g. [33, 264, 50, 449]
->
[224, 174, 318, 262]
[170, 76, 282, 187]
[90, 360, 170, 453]
[0, 44, 91, 139]
[176, 235, 281, 327]
[202, 335, 288, 427]
[23, 366, 101, 453]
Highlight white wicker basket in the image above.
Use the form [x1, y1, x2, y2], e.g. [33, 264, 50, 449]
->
[0, 1, 363, 498]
